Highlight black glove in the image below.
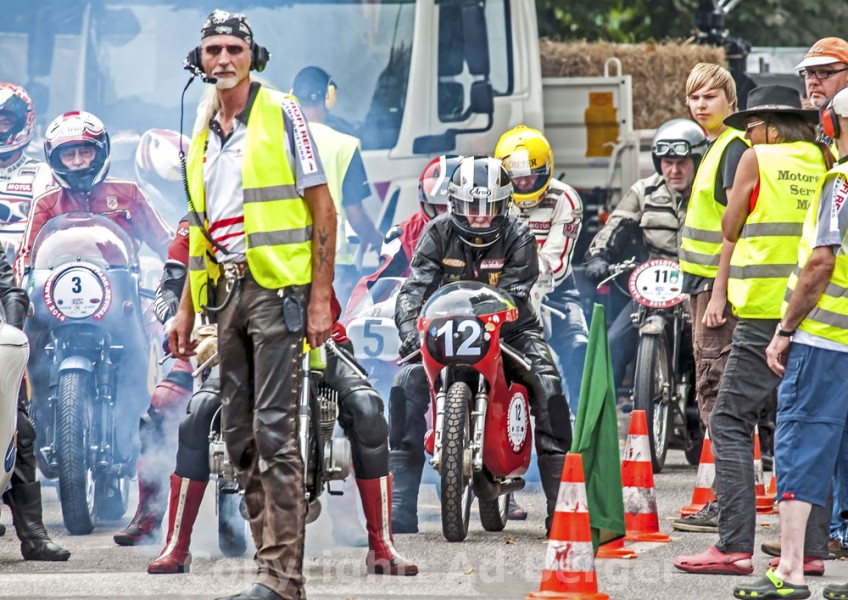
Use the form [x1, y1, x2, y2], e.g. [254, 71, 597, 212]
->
[398, 330, 420, 359]
[584, 255, 611, 284]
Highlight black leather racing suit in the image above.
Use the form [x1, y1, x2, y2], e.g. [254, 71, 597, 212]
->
[390, 214, 572, 532]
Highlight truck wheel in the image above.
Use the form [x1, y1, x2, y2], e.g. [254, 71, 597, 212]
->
[440, 382, 472, 542]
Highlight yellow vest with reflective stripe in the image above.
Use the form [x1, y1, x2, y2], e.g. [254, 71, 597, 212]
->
[308, 122, 359, 265]
[679, 128, 749, 278]
[785, 162, 848, 343]
[727, 141, 826, 318]
[186, 86, 312, 311]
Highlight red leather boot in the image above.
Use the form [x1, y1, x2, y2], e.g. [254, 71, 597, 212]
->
[147, 474, 206, 574]
[356, 475, 418, 576]
[114, 463, 165, 546]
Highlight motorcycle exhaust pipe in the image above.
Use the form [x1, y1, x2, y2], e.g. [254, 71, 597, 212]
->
[472, 470, 525, 502]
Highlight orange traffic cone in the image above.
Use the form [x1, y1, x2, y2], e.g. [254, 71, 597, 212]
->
[526, 453, 609, 600]
[754, 427, 776, 514]
[596, 537, 637, 559]
[622, 410, 670, 543]
[679, 429, 716, 516]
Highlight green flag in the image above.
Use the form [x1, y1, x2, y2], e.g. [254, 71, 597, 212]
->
[570, 303, 625, 552]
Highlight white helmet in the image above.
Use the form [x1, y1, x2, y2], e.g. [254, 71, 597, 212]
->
[44, 111, 110, 193]
[135, 128, 188, 184]
[0, 83, 36, 156]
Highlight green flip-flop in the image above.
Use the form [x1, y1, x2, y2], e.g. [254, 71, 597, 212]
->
[733, 568, 810, 600]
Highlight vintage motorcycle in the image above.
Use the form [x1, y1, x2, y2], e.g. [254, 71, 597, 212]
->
[603, 258, 703, 472]
[0, 312, 28, 492]
[24, 212, 154, 534]
[413, 281, 532, 542]
[342, 276, 404, 402]
[204, 339, 353, 553]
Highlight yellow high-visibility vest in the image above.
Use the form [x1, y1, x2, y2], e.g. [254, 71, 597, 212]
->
[679, 128, 749, 278]
[785, 161, 848, 343]
[309, 122, 359, 265]
[187, 86, 312, 311]
[728, 141, 826, 318]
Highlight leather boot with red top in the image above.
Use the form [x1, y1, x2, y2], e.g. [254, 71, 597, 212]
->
[147, 474, 207, 574]
[114, 463, 165, 546]
[356, 475, 418, 576]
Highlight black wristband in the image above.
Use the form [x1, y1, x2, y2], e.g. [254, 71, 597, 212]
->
[776, 323, 795, 338]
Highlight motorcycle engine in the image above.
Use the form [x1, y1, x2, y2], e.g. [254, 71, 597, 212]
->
[315, 382, 351, 481]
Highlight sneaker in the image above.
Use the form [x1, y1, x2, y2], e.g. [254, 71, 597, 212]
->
[673, 501, 719, 533]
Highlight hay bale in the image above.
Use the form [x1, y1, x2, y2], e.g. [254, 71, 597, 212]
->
[540, 39, 726, 129]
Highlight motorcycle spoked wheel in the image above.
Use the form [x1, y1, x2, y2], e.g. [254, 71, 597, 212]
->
[478, 493, 509, 532]
[56, 370, 95, 534]
[440, 381, 473, 542]
[217, 479, 248, 557]
[633, 332, 672, 473]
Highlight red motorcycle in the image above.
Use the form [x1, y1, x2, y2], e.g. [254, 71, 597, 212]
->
[413, 281, 532, 542]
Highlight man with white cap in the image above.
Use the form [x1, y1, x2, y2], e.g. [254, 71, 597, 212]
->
[797, 37, 848, 110]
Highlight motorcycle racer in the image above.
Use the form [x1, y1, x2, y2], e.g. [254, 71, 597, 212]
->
[583, 118, 707, 393]
[391, 156, 572, 536]
[0, 83, 50, 261]
[494, 125, 588, 417]
[14, 110, 173, 280]
[345, 155, 462, 315]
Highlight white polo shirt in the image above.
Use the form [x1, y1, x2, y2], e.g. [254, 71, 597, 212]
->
[203, 82, 326, 262]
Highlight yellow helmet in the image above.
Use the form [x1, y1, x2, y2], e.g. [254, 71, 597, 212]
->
[494, 125, 553, 209]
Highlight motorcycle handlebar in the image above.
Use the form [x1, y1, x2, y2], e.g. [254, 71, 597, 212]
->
[596, 256, 638, 290]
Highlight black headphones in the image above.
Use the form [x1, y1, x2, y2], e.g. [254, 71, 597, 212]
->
[184, 42, 270, 77]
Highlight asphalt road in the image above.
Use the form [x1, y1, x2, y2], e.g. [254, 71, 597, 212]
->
[0, 450, 845, 599]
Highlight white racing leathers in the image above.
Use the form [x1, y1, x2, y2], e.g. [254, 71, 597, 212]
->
[0, 155, 50, 259]
[0, 317, 28, 491]
[510, 178, 587, 413]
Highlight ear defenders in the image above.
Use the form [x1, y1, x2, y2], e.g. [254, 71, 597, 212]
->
[324, 78, 337, 111]
[821, 97, 840, 140]
[185, 42, 270, 77]
[291, 67, 337, 111]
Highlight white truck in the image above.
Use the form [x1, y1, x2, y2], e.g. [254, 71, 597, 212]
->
[1, 0, 641, 253]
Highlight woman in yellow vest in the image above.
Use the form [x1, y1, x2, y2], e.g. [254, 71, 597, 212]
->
[676, 85, 832, 576]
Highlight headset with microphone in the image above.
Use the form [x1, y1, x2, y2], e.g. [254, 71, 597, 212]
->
[183, 41, 270, 84]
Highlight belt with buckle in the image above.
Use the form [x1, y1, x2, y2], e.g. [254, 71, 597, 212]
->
[222, 261, 249, 282]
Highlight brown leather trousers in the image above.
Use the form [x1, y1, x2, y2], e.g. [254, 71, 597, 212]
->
[218, 272, 309, 600]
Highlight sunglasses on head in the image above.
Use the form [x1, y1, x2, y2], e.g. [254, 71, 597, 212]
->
[204, 44, 246, 56]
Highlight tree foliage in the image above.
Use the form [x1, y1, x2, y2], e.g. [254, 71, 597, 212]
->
[536, 0, 848, 47]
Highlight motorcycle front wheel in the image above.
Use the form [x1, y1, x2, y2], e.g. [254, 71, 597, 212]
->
[633, 333, 672, 473]
[217, 479, 248, 557]
[440, 381, 473, 542]
[56, 370, 95, 534]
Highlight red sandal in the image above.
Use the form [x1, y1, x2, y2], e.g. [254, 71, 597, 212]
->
[674, 546, 754, 575]
[767, 556, 824, 577]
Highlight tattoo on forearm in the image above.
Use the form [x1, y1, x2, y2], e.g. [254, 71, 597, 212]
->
[317, 247, 331, 270]
[318, 228, 329, 247]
